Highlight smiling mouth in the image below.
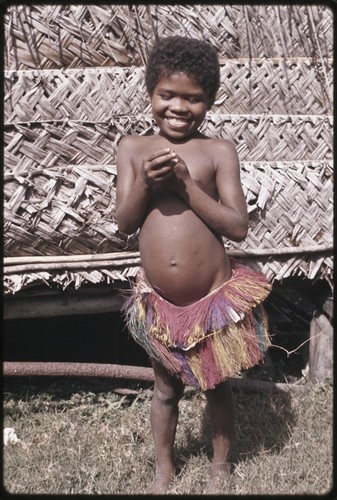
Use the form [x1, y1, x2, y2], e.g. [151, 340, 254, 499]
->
[166, 117, 190, 128]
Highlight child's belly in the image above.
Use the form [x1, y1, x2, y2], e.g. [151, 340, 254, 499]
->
[139, 200, 232, 306]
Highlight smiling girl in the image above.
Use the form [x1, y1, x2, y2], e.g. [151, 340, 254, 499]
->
[116, 36, 271, 494]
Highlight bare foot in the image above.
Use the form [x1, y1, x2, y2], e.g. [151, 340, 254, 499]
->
[210, 460, 231, 479]
[204, 462, 231, 493]
[146, 472, 174, 494]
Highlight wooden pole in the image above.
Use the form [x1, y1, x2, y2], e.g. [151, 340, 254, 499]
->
[3, 245, 333, 274]
[309, 313, 333, 382]
[3, 362, 307, 392]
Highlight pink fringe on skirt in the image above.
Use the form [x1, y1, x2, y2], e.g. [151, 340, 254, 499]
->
[122, 259, 272, 391]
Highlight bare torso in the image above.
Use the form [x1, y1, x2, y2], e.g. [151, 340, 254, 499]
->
[134, 135, 232, 305]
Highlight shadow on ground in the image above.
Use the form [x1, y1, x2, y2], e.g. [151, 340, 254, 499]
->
[175, 386, 294, 471]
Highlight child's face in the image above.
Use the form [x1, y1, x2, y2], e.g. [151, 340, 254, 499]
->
[149, 72, 209, 141]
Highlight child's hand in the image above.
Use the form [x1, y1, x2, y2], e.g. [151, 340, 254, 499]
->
[141, 148, 177, 187]
[168, 152, 190, 182]
[160, 151, 191, 193]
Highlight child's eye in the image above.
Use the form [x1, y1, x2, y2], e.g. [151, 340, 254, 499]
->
[160, 94, 171, 100]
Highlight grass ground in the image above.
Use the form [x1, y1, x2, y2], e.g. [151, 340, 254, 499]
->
[3, 375, 333, 496]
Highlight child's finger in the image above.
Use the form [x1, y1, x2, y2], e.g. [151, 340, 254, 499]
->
[152, 156, 177, 172]
[148, 148, 176, 162]
[154, 168, 175, 183]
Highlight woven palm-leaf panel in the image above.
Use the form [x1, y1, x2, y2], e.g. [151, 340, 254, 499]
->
[3, 158, 333, 292]
[4, 115, 333, 177]
[4, 4, 332, 71]
[4, 121, 139, 174]
[3, 3, 333, 292]
[200, 115, 333, 162]
[237, 160, 333, 283]
[236, 160, 333, 249]
[4, 59, 333, 123]
[4, 158, 332, 259]
[3, 163, 131, 257]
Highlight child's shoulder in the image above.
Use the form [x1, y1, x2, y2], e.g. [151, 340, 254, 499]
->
[119, 134, 144, 147]
[203, 136, 237, 154]
[118, 134, 155, 150]
[201, 137, 239, 169]
[118, 135, 149, 158]
[206, 136, 235, 147]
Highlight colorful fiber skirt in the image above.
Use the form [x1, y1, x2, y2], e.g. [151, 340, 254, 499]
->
[122, 260, 272, 391]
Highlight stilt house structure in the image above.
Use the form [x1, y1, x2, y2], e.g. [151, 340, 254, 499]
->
[3, 5, 333, 379]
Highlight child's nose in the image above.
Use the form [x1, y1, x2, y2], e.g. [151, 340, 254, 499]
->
[170, 97, 188, 113]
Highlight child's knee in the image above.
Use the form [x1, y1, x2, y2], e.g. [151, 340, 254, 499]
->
[151, 359, 184, 404]
[153, 382, 184, 406]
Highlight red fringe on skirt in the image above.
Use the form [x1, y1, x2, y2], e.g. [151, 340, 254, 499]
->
[122, 260, 272, 391]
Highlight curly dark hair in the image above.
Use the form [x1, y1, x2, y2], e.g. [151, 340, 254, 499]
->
[145, 36, 220, 109]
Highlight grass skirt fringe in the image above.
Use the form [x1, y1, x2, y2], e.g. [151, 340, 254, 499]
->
[122, 260, 272, 391]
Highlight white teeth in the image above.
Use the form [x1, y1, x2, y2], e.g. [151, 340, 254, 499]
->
[168, 118, 189, 127]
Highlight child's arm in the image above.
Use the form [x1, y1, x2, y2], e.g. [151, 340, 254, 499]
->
[170, 140, 248, 242]
[115, 137, 151, 234]
[115, 137, 176, 234]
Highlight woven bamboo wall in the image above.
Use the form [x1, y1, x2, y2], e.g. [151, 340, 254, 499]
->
[3, 4, 333, 293]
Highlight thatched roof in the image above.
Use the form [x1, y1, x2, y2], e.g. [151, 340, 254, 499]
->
[3, 4, 333, 294]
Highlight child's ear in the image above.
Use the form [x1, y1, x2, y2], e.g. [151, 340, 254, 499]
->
[147, 93, 153, 103]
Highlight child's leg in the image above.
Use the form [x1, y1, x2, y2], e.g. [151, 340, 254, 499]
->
[204, 380, 235, 479]
[147, 358, 185, 494]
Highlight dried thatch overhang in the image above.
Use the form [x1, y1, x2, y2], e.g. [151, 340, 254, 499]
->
[4, 241, 333, 318]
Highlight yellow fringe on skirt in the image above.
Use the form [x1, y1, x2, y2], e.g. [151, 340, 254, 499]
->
[122, 259, 272, 391]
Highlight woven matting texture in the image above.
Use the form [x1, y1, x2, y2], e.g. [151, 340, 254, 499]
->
[3, 4, 333, 292]
[4, 159, 332, 259]
[5, 62, 333, 121]
[4, 115, 333, 168]
[5, 4, 333, 70]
